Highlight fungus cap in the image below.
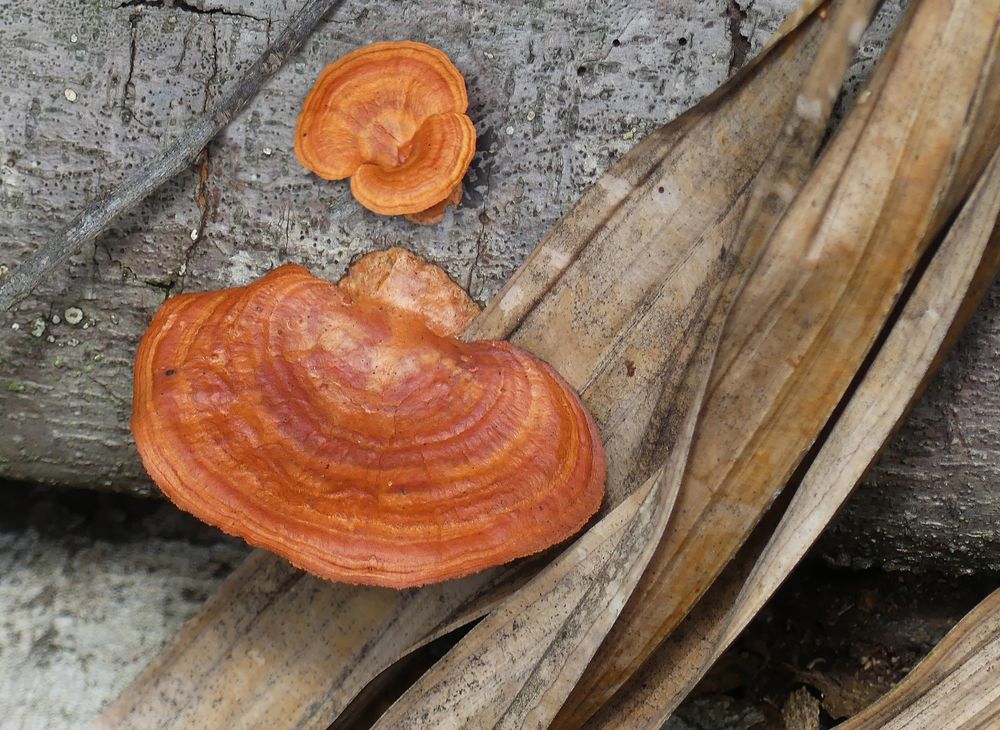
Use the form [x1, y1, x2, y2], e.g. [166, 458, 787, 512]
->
[295, 41, 476, 223]
[132, 249, 606, 588]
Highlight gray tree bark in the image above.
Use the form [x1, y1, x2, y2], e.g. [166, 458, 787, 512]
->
[3, 0, 993, 572]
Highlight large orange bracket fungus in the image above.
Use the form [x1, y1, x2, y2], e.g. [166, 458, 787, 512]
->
[294, 41, 476, 225]
[132, 249, 605, 588]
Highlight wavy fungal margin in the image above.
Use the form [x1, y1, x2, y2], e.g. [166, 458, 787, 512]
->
[294, 41, 476, 225]
[131, 249, 606, 588]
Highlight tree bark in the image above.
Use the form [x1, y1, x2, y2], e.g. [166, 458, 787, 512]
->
[4, 0, 992, 573]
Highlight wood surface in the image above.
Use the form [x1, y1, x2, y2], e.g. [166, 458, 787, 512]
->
[0, 0, 740, 490]
[0, 2, 995, 571]
[0, 0, 346, 311]
[95, 6, 838, 726]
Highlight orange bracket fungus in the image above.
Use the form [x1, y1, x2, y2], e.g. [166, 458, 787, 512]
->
[294, 41, 476, 225]
[132, 249, 605, 588]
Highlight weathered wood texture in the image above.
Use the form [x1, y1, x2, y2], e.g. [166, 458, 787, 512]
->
[1, 1, 995, 569]
[820, 284, 1000, 573]
[0, 0, 746, 487]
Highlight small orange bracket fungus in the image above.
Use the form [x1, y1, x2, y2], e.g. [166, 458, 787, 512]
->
[294, 41, 476, 225]
[132, 248, 606, 588]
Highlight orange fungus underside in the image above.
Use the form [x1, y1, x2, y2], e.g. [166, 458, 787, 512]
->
[294, 41, 476, 224]
[131, 248, 606, 588]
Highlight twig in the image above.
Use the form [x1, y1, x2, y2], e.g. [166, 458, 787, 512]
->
[0, 0, 346, 311]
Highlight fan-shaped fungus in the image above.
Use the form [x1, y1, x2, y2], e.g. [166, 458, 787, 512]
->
[132, 249, 605, 588]
[295, 41, 476, 225]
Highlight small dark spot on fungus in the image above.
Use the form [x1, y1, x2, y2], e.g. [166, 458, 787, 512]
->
[678, 36, 688, 46]
[658, 185, 665, 194]
[165, 369, 176, 377]
[577, 65, 587, 76]
[612, 38, 620, 47]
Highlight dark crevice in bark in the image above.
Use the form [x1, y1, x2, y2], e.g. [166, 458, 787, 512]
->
[118, 0, 269, 24]
[176, 148, 214, 294]
[121, 13, 141, 121]
[467, 163, 493, 297]
[726, 0, 753, 75]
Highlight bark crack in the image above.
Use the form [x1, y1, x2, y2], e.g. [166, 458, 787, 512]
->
[467, 162, 494, 296]
[87, 375, 130, 407]
[726, 0, 753, 75]
[203, 19, 220, 112]
[97, 148, 214, 298]
[97, 244, 174, 300]
[173, 21, 197, 73]
[120, 13, 141, 123]
[176, 148, 214, 293]
[118, 0, 269, 24]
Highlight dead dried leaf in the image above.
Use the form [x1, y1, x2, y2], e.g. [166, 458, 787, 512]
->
[559, 1, 1000, 724]
[373, 2, 877, 725]
[584, 33, 1000, 730]
[841, 587, 1000, 729]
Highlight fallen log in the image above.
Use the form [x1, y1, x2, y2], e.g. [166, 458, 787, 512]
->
[0, 0, 996, 580]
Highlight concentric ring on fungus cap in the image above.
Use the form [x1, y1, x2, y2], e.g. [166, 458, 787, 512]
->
[295, 41, 477, 225]
[131, 248, 606, 589]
